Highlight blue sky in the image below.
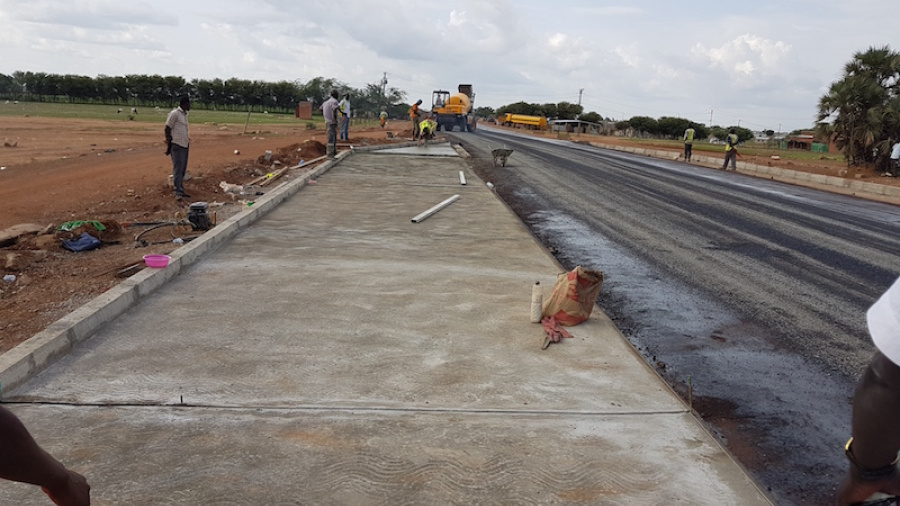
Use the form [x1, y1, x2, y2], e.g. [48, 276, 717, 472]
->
[0, 0, 896, 131]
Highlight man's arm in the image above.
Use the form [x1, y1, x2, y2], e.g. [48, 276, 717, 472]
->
[838, 352, 900, 505]
[0, 406, 90, 506]
[164, 125, 172, 155]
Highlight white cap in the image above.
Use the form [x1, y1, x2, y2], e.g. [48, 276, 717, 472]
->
[868, 276, 900, 365]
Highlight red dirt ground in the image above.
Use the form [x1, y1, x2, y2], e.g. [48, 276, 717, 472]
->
[0, 116, 409, 353]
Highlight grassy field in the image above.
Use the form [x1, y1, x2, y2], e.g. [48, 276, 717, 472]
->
[0, 101, 391, 130]
[591, 135, 845, 164]
[0, 101, 312, 126]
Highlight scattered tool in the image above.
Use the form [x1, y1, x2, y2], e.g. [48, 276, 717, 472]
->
[248, 155, 328, 187]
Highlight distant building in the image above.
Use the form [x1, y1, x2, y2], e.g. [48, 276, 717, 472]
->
[783, 130, 835, 153]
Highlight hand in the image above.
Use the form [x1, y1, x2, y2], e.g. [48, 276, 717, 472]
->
[164, 148, 170, 156]
[837, 471, 900, 505]
[42, 469, 90, 506]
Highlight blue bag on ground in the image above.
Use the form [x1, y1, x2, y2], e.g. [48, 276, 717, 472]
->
[62, 232, 101, 252]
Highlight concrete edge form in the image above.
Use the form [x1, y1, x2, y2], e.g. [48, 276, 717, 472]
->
[589, 141, 900, 203]
[0, 153, 348, 394]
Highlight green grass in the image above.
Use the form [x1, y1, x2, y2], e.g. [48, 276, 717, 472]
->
[0, 101, 310, 126]
[610, 136, 844, 164]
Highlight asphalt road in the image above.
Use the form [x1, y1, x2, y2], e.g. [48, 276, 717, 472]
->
[454, 126, 900, 505]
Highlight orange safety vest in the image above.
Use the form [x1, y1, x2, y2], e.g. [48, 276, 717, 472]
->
[409, 104, 419, 119]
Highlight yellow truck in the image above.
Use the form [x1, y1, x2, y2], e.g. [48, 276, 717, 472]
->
[432, 84, 476, 132]
[500, 113, 548, 130]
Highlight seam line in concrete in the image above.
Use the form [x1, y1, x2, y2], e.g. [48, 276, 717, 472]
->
[2, 400, 689, 417]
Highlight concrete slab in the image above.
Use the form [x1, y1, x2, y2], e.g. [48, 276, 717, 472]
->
[375, 144, 459, 157]
[0, 152, 771, 504]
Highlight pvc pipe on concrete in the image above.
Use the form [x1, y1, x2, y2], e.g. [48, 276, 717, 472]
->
[411, 195, 460, 223]
[459, 171, 467, 186]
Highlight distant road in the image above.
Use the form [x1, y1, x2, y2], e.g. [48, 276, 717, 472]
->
[454, 126, 900, 505]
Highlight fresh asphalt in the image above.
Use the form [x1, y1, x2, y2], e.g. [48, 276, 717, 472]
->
[0, 143, 771, 504]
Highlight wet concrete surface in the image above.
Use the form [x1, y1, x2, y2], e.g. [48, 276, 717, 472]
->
[457, 127, 900, 505]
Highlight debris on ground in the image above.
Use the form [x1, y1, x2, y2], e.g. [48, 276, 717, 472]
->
[542, 266, 604, 326]
[541, 316, 573, 349]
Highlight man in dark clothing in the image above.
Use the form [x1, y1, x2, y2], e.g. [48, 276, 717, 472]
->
[165, 96, 192, 199]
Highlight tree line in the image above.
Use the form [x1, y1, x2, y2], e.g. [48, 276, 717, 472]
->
[0, 71, 408, 117]
[817, 45, 900, 169]
[479, 100, 758, 142]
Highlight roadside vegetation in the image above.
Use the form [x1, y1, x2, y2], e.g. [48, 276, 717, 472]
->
[0, 72, 409, 119]
[817, 45, 900, 171]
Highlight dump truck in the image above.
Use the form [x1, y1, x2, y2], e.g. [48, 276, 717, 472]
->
[432, 84, 476, 132]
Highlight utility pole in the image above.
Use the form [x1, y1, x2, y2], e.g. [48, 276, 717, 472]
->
[708, 107, 714, 127]
[381, 72, 388, 107]
[578, 88, 584, 107]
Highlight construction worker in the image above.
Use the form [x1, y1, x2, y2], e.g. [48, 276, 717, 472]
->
[410, 99, 422, 139]
[683, 126, 695, 162]
[418, 116, 437, 146]
[837, 275, 900, 505]
[321, 90, 340, 158]
[722, 128, 739, 170]
[379, 108, 388, 129]
[338, 93, 351, 141]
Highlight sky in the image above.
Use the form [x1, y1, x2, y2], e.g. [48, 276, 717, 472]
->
[0, 0, 897, 132]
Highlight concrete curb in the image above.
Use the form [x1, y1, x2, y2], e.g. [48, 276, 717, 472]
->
[590, 142, 900, 203]
[0, 154, 346, 395]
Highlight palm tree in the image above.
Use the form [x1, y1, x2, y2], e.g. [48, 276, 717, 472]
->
[817, 46, 900, 167]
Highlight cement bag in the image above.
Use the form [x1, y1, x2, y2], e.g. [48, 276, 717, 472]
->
[542, 266, 603, 326]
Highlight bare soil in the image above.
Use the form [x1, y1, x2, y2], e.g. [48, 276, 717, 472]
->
[0, 116, 409, 353]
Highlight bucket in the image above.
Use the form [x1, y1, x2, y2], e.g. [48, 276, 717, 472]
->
[143, 254, 171, 268]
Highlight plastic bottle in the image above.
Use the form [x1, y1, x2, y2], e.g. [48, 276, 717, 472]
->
[530, 281, 543, 323]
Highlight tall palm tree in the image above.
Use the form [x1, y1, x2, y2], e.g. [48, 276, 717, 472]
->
[818, 46, 900, 166]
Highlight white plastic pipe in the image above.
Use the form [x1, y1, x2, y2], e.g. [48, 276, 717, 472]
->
[411, 195, 460, 223]
[459, 171, 467, 186]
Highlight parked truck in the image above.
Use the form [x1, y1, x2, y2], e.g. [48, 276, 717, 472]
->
[432, 84, 476, 132]
[500, 113, 548, 130]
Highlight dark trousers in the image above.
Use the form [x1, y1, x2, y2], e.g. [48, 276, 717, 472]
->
[722, 150, 736, 170]
[340, 115, 349, 140]
[170, 144, 189, 195]
[684, 143, 693, 161]
[326, 122, 337, 158]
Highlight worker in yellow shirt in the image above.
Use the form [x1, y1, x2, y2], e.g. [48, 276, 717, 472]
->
[721, 128, 739, 170]
[418, 116, 437, 146]
[683, 126, 695, 162]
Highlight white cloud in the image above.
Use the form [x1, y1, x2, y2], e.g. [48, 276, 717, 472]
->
[0, 0, 896, 130]
[692, 34, 793, 86]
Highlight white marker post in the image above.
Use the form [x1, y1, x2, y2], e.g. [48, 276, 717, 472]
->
[459, 171, 467, 186]
[411, 195, 460, 223]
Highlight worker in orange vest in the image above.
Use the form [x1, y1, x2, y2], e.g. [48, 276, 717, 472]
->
[410, 99, 422, 139]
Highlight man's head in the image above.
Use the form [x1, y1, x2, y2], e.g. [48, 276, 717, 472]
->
[179, 96, 191, 111]
[330, 89, 339, 99]
[344, 93, 350, 100]
[729, 128, 736, 134]
[416, 99, 422, 105]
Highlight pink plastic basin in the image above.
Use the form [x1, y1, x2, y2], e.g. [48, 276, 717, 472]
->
[143, 254, 171, 268]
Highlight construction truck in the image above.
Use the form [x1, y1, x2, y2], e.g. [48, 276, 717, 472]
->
[432, 84, 476, 132]
[500, 113, 548, 130]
